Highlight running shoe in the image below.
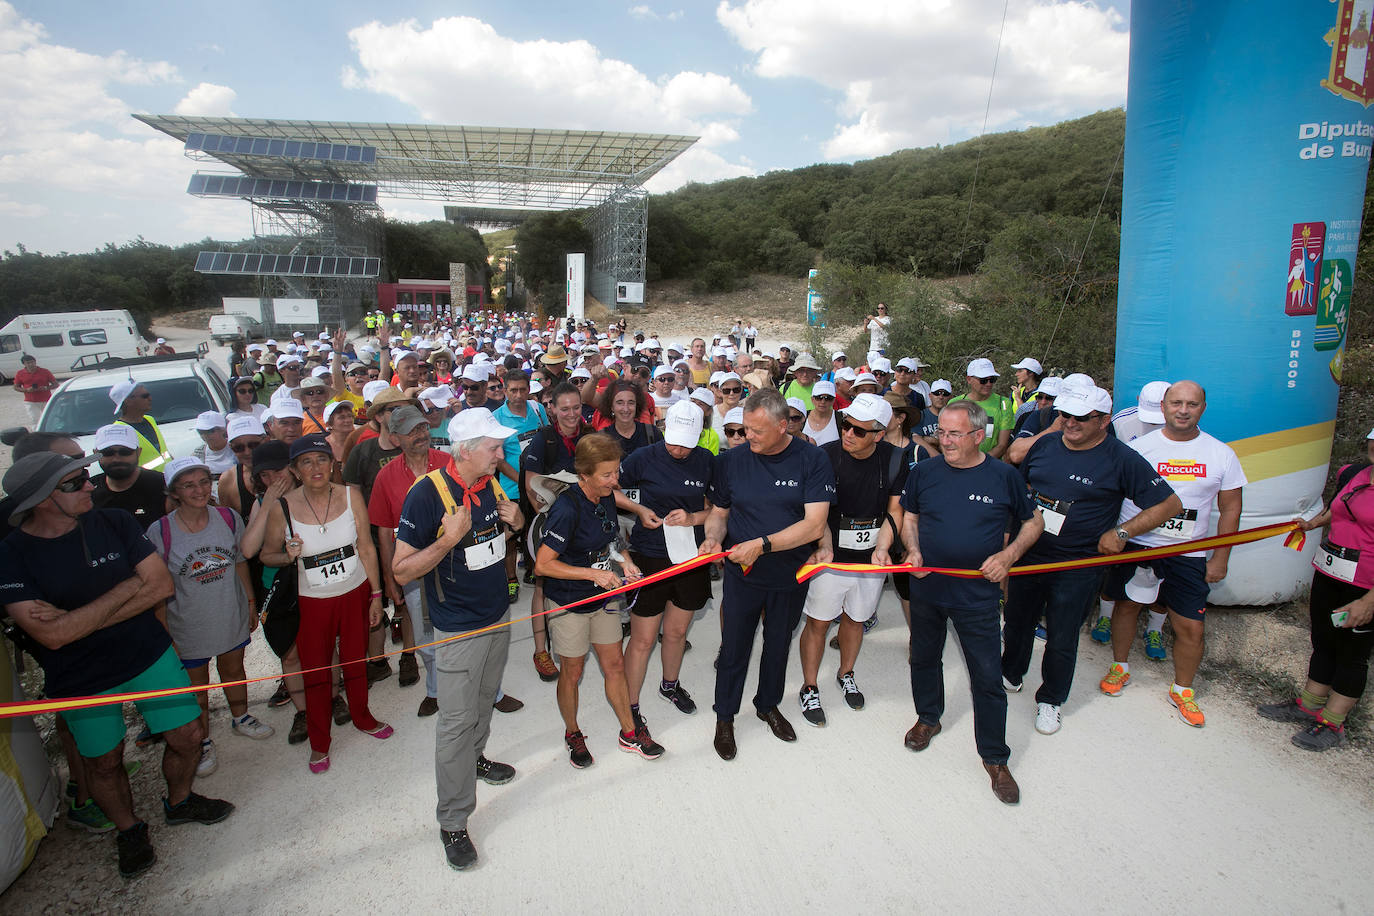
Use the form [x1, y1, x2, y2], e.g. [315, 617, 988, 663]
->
[1256, 698, 1320, 723]
[1144, 629, 1167, 661]
[67, 798, 115, 833]
[507, 579, 520, 605]
[863, 614, 879, 634]
[1090, 615, 1112, 644]
[195, 740, 218, 778]
[163, 792, 235, 826]
[1169, 688, 1205, 727]
[533, 650, 559, 682]
[836, 671, 865, 710]
[116, 822, 156, 878]
[659, 683, 698, 715]
[1035, 703, 1062, 735]
[441, 828, 478, 871]
[619, 724, 665, 760]
[1099, 663, 1131, 697]
[1002, 675, 1023, 693]
[523, 569, 536, 586]
[267, 680, 292, 708]
[566, 730, 594, 768]
[332, 694, 350, 726]
[798, 685, 827, 727]
[1034, 624, 1047, 641]
[475, 755, 516, 785]
[230, 713, 275, 740]
[1291, 719, 1346, 751]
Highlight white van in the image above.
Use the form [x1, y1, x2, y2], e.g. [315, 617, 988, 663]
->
[0, 310, 146, 382]
[209, 313, 261, 345]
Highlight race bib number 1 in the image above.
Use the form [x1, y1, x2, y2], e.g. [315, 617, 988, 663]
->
[463, 525, 506, 571]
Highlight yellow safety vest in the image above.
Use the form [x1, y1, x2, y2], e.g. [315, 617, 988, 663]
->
[116, 416, 173, 471]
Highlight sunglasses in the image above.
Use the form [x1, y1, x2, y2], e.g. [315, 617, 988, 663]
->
[462, 383, 485, 391]
[975, 377, 997, 384]
[100, 447, 136, 458]
[1056, 411, 1106, 422]
[55, 470, 91, 493]
[840, 420, 880, 438]
[724, 426, 746, 438]
[592, 502, 615, 534]
[788, 413, 804, 422]
[812, 395, 834, 402]
[720, 386, 742, 394]
[235, 386, 257, 395]
[231, 439, 265, 453]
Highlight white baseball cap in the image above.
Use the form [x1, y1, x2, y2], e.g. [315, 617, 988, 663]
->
[785, 397, 808, 415]
[1061, 373, 1096, 394]
[898, 356, 930, 370]
[723, 406, 744, 425]
[653, 365, 676, 379]
[830, 351, 847, 363]
[265, 339, 278, 347]
[311, 365, 332, 379]
[276, 354, 302, 370]
[163, 456, 210, 488]
[226, 415, 266, 440]
[292, 330, 305, 338]
[108, 379, 137, 408]
[569, 367, 591, 381]
[94, 424, 139, 452]
[663, 399, 704, 448]
[194, 410, 226, 431]
[1137, 380, 1171, 425]
[362, 380, 392, 403]
[323, 401, 354, 423]
[460, 364, 489, 383]
[1055, 385, 1113, 417]
[421, 384, 458, 407]
[834, 367, 857, 383]
[690, 387, 716, 408]
[812, 380, 837, 398]
[155, 337, 167, 345]
[447, 407, 517, 443]
[1011, 357, 1044, 375]
[272, 398, 305, 420]
[930, 378, 953, 394]
[1032, 377, 1064, 398]
[842, 392, 894, 429]
[870, 356, 893, 374]
[966, 358, 999, 378]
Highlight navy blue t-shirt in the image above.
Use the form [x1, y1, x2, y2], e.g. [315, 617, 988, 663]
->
[0, 509, 169, 697]
[916, 408, 940, 442]
[1020, 432, 1174, 562]
[619, 442, 713, 558]
[1016, 408, 1118, 440]
[541, 486, 619, 612]
[822, 440, 908, 563]
[708, 436, 836, 590]
[396, 469, 509, 632]
[901, 456, 1036, 608]
[520, 426, 583, 477]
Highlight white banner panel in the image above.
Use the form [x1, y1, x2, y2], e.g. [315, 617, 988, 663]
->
[271, 298, 320, 325]
[222, 297, 264, 321]
[566, 253, 585, 321]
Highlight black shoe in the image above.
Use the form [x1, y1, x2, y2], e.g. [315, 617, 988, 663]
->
[658, 683, 697, 715]
[398, 653, 419, 687]
[332, 695, 351, 726]
[266, 680, 292, 709]
[836, 671, 865, 711]
[619, 724, 665, 760]
[656, 633, 692, 652]
[713, 720, 737, 761]
[798, 686, 826, 727]
[756, 707, 797, 742]
[523, 569, 536, 586]
[367, 659, 392, 684]
[389, 614, 403, 645]
[288, 709, 309, 745]
[475, 755, 516, 785]
[163, 792, 235, 826]
[566, 730, 594, 769]
[116, 821, 156, 878]
[440, 828, 478, 871]
[507, 579, 520, 605]
[418, 696, 439, 717]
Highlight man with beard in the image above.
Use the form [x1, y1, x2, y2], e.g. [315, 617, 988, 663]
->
[90, 425, 166, 532]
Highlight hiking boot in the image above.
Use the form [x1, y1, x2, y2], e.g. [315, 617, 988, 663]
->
[798, 685, 826, 727]
[1144, 629, 1167, 661]
[566, 730, 594, 769]
[163, 792, 235, 826]
[1292, 719, 1346, 751]
[67, 798, 115, 833]
[533, 650, 559, 682]
[441, 828, 478, 870]
[116, 821, 156, 878]
[1100, 663, 1131, 697]
[836, 671, 865, 710]
[195, 740, 217, 778]
[398, 653, 419, 687]
[230, 713, 275, 740]
[1169, 687, 1205, 728]
[1090, 615, 1112, 644]
[389, 614, 403, 645]
[659, 683, 697, 715]
[366, 659, 392, 684]
[619, 723, 665, 760]
[288, 710, 309, 745]
[332, 694, 351, 726]
[1257, 698, 1320, 723]
[1035, 703, 1062, 735]
[475, 755, 516, 785]
[267, 680, 292, 708]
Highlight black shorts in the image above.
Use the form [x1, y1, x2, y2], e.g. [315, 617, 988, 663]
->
[1102, 545, 1210, 621]
[628, 551, 711, 618]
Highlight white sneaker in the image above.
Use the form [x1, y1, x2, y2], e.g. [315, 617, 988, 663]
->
[196, 739, 218, 777]
[230, 713, 275, 740]
[1035, 703, 1062, 735]
[1002, 675, 1023, 693]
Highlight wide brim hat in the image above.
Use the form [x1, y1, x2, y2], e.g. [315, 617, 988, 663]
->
[3, 452, 98, 525]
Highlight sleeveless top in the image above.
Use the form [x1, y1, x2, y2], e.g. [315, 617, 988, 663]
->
[291, 490, 367, 599]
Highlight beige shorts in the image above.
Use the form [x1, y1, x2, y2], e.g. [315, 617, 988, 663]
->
[548, 608, 624, 658]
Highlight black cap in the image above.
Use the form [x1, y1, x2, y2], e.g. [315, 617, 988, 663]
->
[288, 433, 332, 462]
[251, 440, 290, 472]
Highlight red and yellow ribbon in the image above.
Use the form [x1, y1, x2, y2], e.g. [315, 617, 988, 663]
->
[0, 551, 728, 721]
[796, 521, 1306, 583]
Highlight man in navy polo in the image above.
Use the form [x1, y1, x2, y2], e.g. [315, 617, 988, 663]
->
[701, 389, 834, 760]
[900, 400, 1043, 804]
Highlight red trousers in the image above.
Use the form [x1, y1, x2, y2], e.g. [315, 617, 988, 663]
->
[297, 579, 378, 753]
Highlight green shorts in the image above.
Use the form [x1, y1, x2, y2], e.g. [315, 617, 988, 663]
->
[61, 646, 202, 758]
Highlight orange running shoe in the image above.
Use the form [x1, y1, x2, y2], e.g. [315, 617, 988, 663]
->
[1100, 663, 1131, 697]
[1169, 687, 1205, 727]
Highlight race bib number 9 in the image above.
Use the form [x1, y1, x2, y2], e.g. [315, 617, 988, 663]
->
[1315, 538, 1360, 584]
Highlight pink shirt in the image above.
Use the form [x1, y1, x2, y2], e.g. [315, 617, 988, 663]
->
[1319, 465, 1374, 588]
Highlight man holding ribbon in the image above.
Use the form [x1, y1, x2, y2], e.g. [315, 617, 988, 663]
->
[393, 407, 523, 872]
[1096, 381, 1246, 728]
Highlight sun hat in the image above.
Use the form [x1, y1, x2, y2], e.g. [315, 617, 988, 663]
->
[842, 392, 893, 429]
[447, 407, 517, 442]
[3, 452, 99, 524]
[790, 353, 822, 372]
[368, 387, 411, 417]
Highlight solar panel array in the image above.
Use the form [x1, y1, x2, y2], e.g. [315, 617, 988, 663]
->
[184, 132, 377, 164]
[194, 251, 381, 278]
[188, 173, 378, 203]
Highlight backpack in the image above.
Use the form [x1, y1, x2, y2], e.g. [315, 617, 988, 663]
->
[1334, 461, 1372, 499]
[407, 467, 507, 603]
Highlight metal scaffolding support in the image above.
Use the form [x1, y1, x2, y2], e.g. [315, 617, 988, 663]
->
[585, 188, 647, 309]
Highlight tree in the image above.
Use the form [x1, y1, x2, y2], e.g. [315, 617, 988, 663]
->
[514, 212, 593, 310]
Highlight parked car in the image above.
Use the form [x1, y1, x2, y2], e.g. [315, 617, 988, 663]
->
[34, 349, 232, 460]
[209, 313, 262, 346]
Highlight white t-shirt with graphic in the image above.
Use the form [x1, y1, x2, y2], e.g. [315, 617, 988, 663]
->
[1117, 428, 1247, 556]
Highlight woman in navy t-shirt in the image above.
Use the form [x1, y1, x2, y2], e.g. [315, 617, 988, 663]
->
[535, 434, 663, 769]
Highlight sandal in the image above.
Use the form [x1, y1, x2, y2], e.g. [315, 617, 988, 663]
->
[364, 723, 394, 740]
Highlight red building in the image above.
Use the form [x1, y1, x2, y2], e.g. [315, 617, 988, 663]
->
[376, 278, 486, 319]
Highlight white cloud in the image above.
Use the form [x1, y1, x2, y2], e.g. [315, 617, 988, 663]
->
[628, 5, 683, 21]
[174, 82, 237, 117]
[342, 15, 755, 189]
[0, 2, 249, 252]
[717, 0, 1128, 160]
[645, 146, 753, 192]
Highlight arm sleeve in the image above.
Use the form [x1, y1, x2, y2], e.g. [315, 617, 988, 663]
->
[1121, 445, 1175, 511]
[396, 480, 439, 549]
[540, 496, 575, 558]
[803, 444, 838, 505]
[707, 450, 732, 509]
[619, 448, 644, 489]
[521, 433, 545, 473]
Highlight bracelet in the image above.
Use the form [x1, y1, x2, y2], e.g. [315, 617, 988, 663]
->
[370, 590, 382, 598]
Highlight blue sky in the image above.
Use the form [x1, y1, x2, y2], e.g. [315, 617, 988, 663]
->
[0, 0, 1131, 253]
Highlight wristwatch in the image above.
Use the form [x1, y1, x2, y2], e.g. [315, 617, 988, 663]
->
[1115, 526, 1130, 542]
[760, 534, 773, 554]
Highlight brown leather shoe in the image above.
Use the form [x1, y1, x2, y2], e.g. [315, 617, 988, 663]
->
[714, 721, 737, 760]
[493, 694, 524, 714]
[983, 762, 1020, 805]
[904, 721, 942, 752]
[756, 707, 796, 742]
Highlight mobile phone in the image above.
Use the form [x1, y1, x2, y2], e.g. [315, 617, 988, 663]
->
[1332, 611, 1350, 626]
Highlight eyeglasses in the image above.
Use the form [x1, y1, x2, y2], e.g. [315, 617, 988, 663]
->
[592, 502, 615, 534]
[231, 439, 264, 453]
[55, 470, 91, 492]
[724, 426, 746, 438]
[788, 413, 804, 422]
[841, 420, 880, 438]
[99, 447, 136, 458]
[935, 428, 975, 440]
[175, 477, 213, 491]
[720, 386, 742, 394]
[812, 395, 834, 402]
